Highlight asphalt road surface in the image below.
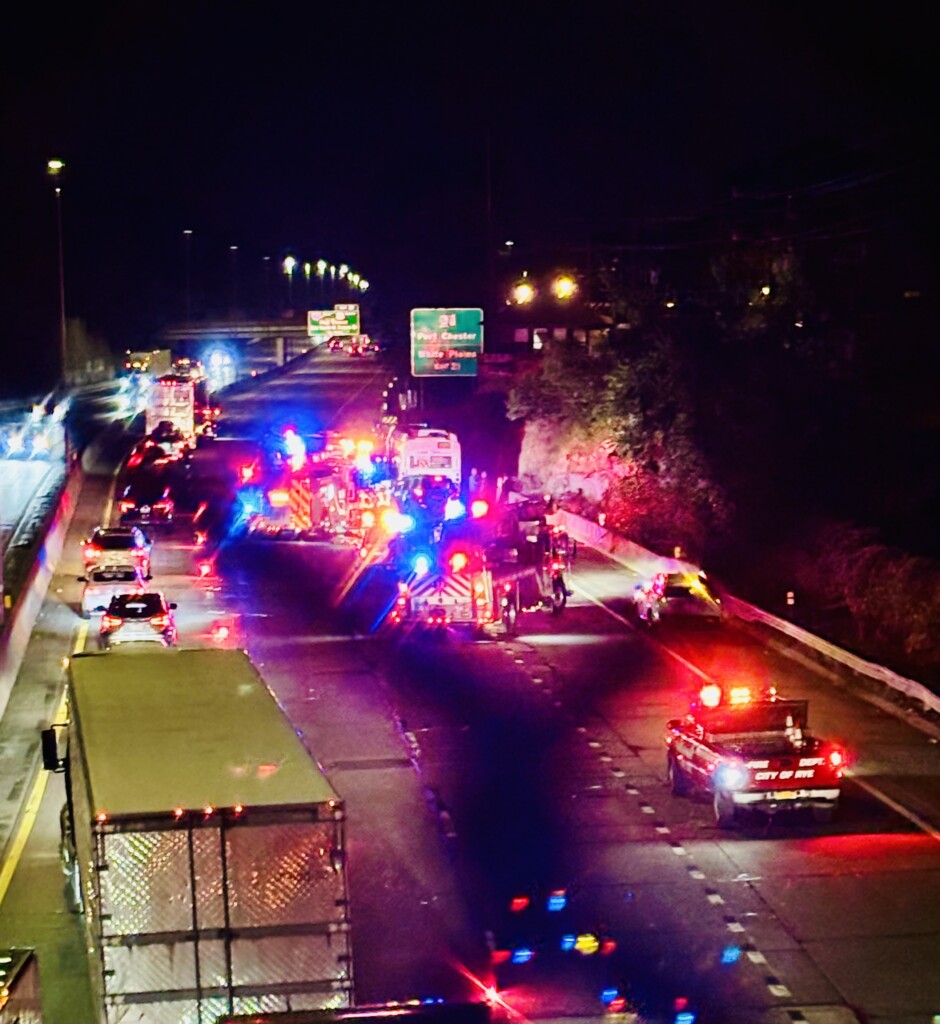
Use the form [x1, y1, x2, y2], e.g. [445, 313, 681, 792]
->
[1, 349, 938, 1024]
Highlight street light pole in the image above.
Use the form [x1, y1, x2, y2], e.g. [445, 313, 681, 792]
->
[47, 160, 67, 384]
[183, 229, 193, 323]
[229, 245, 239, 316]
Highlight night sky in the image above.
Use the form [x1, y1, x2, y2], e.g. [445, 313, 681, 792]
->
[1, 3, 934, 394]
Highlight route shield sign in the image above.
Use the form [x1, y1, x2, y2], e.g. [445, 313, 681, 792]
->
[410, 308, 484, 377]
[307, 304, 360, 338]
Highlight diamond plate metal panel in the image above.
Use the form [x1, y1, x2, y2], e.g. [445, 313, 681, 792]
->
[103, 943, 197, 999]
[101, 830, 192, 935]
[226, 823, 345, 927]
[107, 997, 200, 1024]
[192, 826, 225, 929]
[230, 934, 350, 987]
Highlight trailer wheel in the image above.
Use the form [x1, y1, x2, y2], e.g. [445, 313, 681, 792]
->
[551, 579, 567, 615]
[714, 790, 736, 829]
[812, 804, 835, 824]
[668, 753, 691, 796]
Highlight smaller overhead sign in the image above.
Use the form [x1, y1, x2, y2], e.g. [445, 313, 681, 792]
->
[307, 304, 361, 338]
[410, 308, 484, 378]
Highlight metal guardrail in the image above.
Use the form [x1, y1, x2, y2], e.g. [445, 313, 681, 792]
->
[542, 502, 940, 717]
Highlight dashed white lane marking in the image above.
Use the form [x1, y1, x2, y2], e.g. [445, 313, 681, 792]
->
[746, 949, 767, 965]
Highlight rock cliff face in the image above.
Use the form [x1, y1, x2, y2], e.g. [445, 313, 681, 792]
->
[517, 417, 626, 502]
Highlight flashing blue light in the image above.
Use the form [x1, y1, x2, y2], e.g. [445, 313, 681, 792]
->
[510, 947, 534, 965]
[675, 1013, 696, 1024]
[600, 987, 619, 1005]
[560, 934, 576, 952]
[444, 497, 466, 521]
[413, 554, 431, 577]
[721, 945, 741, 965]
[547, 891, 567, 912]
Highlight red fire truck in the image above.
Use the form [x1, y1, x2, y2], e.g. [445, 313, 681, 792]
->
[390, 504, 571, 634]
[665, 683, 846, 827]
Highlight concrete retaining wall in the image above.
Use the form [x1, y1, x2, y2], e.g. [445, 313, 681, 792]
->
[0, 468, 84, 721]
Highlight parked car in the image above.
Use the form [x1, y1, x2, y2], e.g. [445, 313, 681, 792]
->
[82, 526, 152, 577]
[80, 564, 147, 619]
[99, 592, 178, 648]
[118, 477, 175, 527]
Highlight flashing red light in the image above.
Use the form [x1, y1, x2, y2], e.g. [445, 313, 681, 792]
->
[194, 530, 207, 547]
[509, 895, 530, 913]
[828, 748, 844, 768]
[674, 996, 689, 1011]
[450, 551, 469, 572]
[470, 499, 489, 519]
[238, 463, 256, 484]
[490, 949, 511, 965]
[600, 937, 617, 955]
[198, 561, 213, 578]
[699, 684, 722, 708]
[211, 623, 230, 642]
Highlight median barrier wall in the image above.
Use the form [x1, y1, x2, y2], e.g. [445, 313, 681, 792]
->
[0, 466, 84, 722]
[542, 502, 940, 718]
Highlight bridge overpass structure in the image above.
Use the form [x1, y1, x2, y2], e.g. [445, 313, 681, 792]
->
[157, 319, 322, 373]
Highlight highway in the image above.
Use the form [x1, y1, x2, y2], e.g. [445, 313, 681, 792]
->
[1, 349, 938, 1023]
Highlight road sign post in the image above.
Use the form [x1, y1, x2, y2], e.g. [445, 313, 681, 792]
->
[410, 308, 483, 378]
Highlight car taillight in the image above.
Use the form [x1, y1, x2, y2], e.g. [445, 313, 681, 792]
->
[84, 544, 100, 558]
[154, 501, 171, 511]
[120, 500, 135, 512]
[100, 614, 123, 630]
[150, 614, 170, 628]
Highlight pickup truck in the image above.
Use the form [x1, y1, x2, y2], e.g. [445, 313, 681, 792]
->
[665, 697, 845, 827]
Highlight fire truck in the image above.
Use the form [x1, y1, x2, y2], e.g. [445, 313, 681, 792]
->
[389, 502, 572, 634]
[665, 681, 846, 827]
[247, 430, 384, 540]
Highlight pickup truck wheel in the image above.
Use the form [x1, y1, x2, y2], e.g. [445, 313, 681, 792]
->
[714, 790, 736, 828]
[668, 753, 691, 796]
[812, 805, 835, 824]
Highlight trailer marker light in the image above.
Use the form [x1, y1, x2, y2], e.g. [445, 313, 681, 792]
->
[233, 804, 244, 815]
[96, 811, 108, 823]
[203, 805, 214, 816]
[174, 807, 185, 818]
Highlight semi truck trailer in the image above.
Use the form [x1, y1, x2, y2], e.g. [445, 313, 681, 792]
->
[43, 648, 352, 1024]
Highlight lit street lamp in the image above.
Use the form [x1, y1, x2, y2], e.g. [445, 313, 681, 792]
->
[552, 275, 577, 300]
[512, 280, 535, 305]
[182, 229, 193, 322]
[47, 159, 67, 382]
[283, 255, 297, 309]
